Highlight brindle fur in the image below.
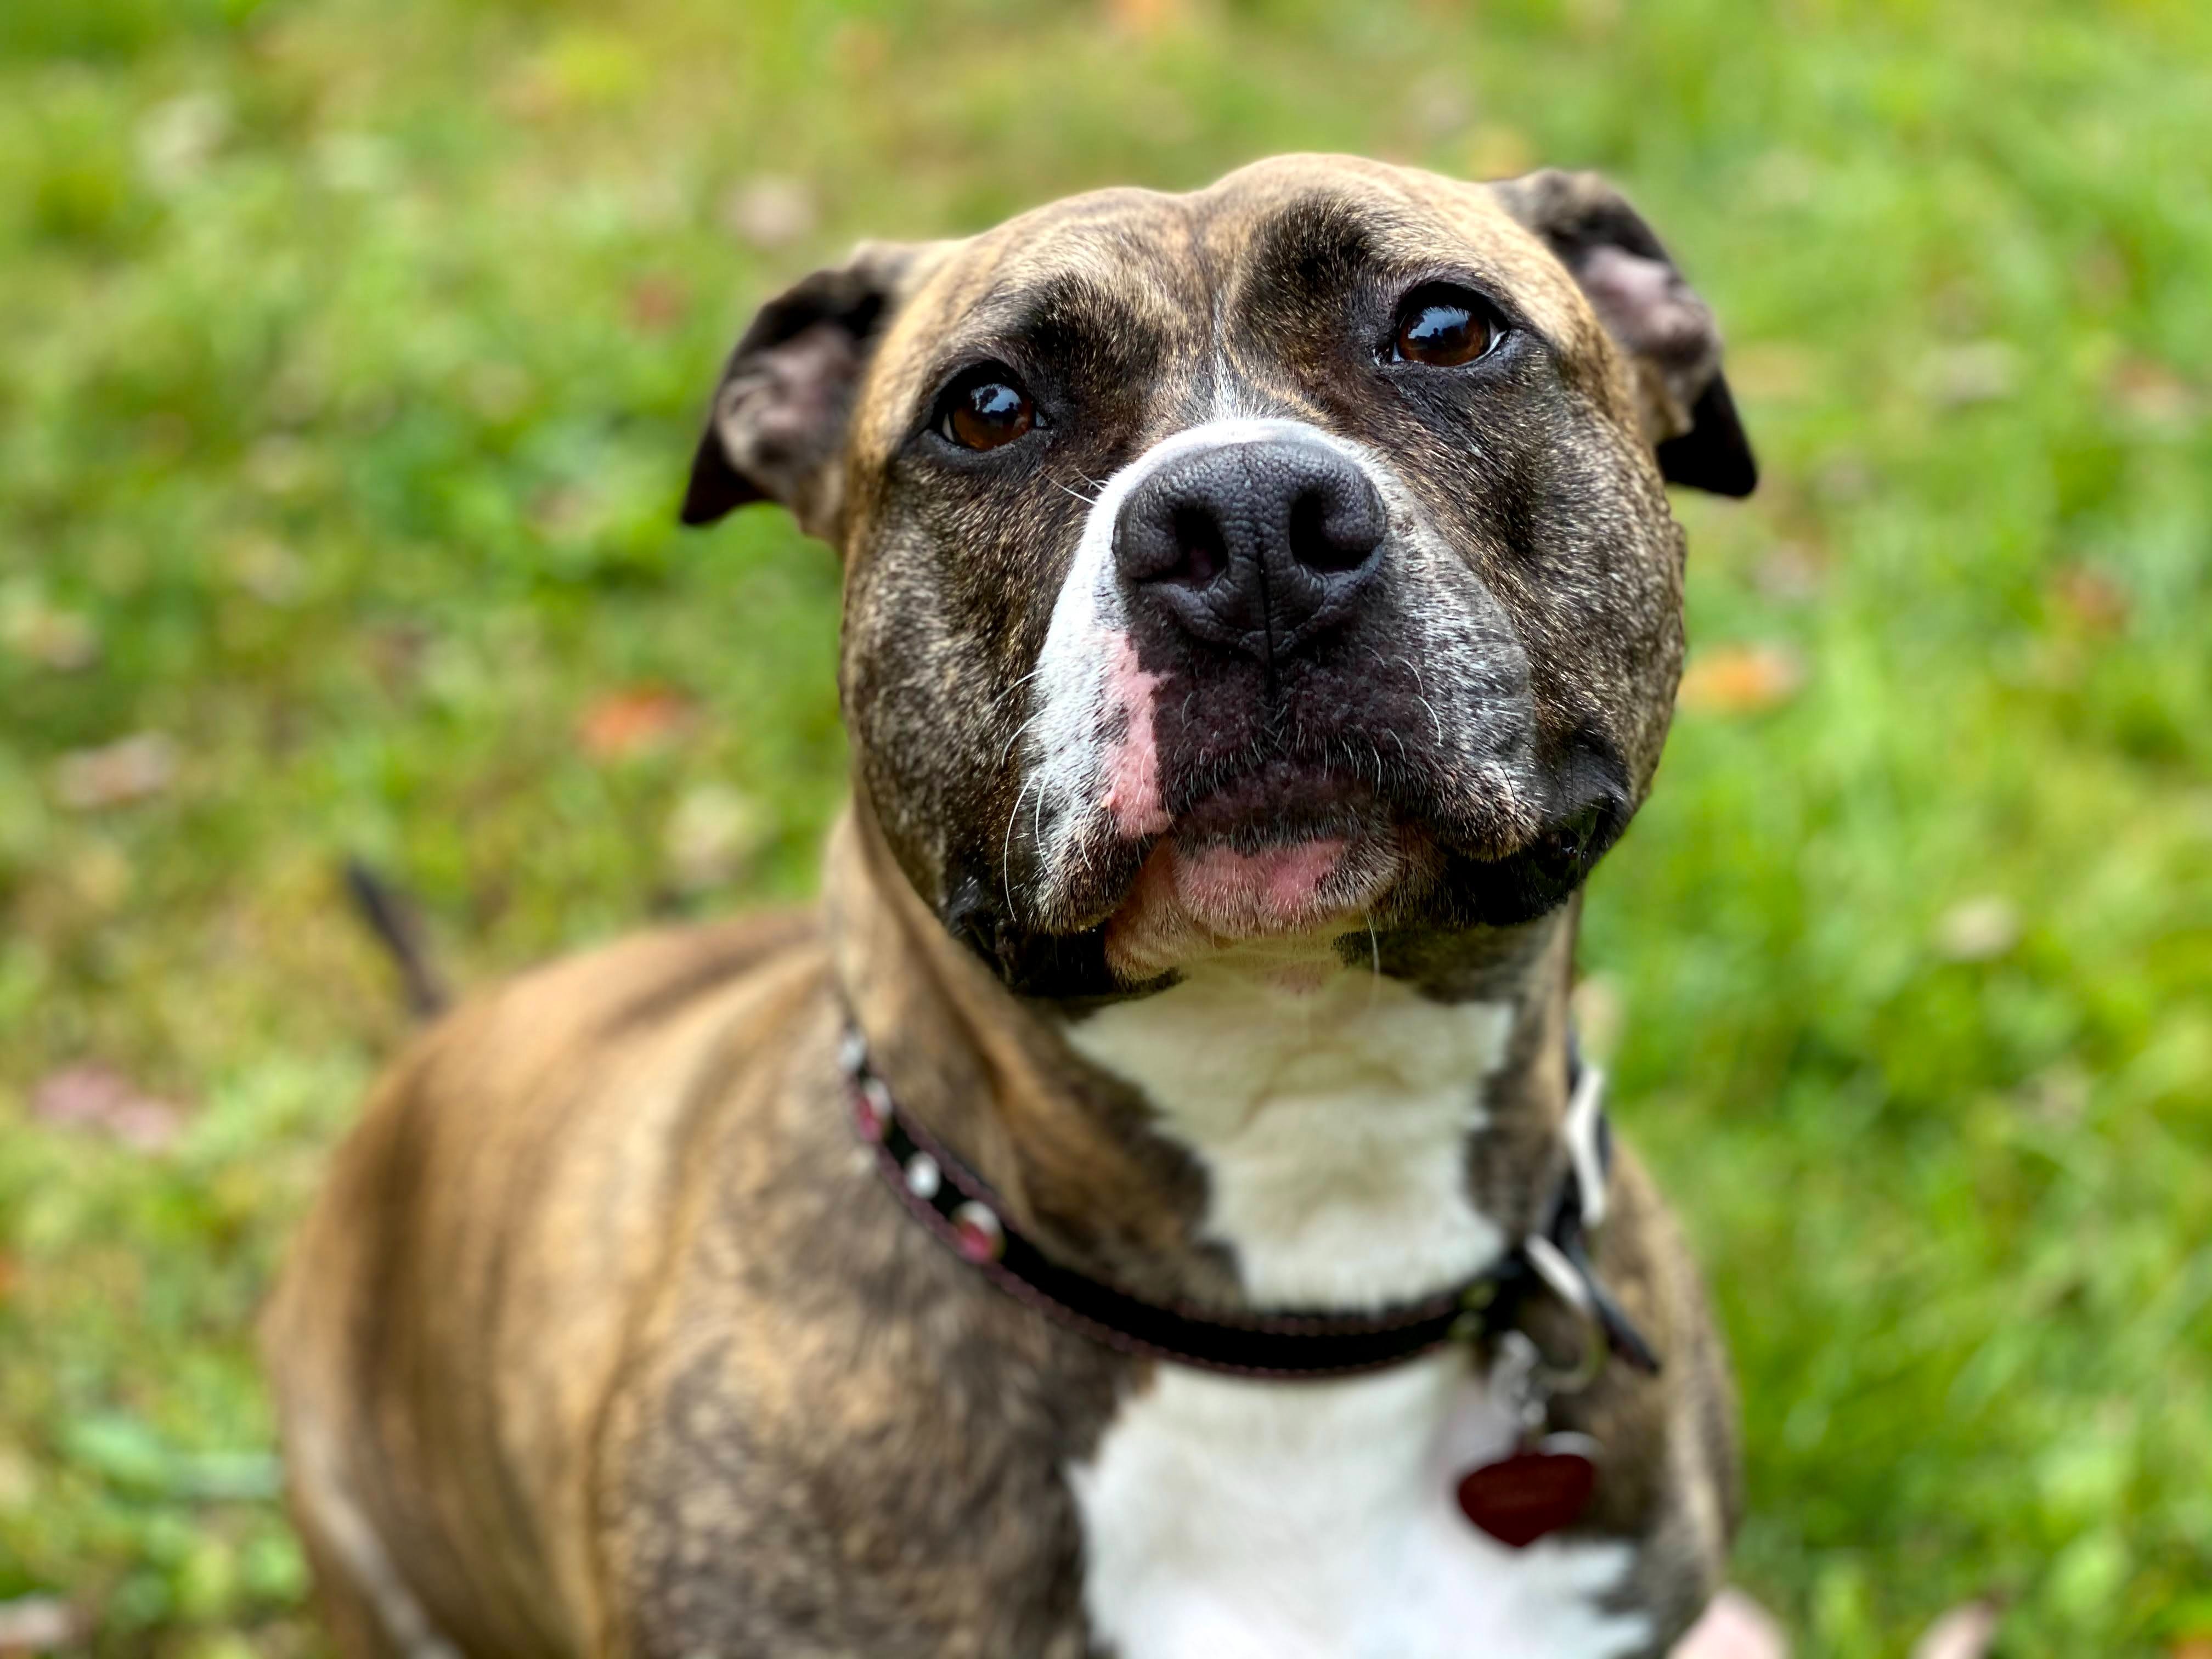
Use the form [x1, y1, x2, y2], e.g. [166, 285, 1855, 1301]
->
[268, 155, 1749, 1658]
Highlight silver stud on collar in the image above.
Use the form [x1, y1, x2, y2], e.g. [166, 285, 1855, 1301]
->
[904, 1152, 942, 1200]
[837, 1026, 868, 1079]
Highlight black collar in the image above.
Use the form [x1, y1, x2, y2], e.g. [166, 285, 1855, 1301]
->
[839, 1023, 1659, 1381]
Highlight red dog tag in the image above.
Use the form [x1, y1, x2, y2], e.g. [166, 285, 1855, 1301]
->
[1454, 1436, 1598, 1548]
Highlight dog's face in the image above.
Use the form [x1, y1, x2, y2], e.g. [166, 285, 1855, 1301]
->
[684, 156, 1752, 998]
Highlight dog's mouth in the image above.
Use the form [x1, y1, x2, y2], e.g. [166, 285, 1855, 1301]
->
[1093, 765, 1434, 983]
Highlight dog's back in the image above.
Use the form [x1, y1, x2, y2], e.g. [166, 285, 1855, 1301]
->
[264, 913, 824, 1659]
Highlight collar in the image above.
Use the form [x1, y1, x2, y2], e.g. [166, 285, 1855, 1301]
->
[838, 1022, 1660, 1382]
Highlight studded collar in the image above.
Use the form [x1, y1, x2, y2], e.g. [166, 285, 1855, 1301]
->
[838, 1023, 1660, 1382]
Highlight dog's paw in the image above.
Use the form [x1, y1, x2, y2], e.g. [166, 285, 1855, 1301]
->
[1671, 1589, 1789, 1659]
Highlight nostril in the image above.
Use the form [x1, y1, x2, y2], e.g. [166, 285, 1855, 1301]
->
[1163, 505, 1229, 589]
[1286, 484, 1383, 576]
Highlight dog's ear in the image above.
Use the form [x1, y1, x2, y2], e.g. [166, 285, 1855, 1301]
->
[680, 240, 935, 535]
[1491, 170, 1756, 496]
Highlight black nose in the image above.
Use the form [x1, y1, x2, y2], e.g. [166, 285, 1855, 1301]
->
[1113, 439, 1387, 662]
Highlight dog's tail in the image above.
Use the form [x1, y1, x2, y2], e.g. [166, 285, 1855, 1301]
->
[341, 857, 450, 1021]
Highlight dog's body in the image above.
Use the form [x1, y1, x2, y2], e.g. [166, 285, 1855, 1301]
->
[268, 156, 1754, 1658]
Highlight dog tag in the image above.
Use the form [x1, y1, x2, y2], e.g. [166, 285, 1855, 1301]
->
[1454, 1434, 1598, 1548]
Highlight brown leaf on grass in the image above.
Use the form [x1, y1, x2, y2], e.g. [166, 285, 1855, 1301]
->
[2108, 356, 2199, 427]
[53, 733, 178, 810]
[2050, 565, 2129, 636]
[1677, 644, 1805, 715]
[30, 1066, 189, 1153]
[1104, 0, 1189, 36]
[1910, 1600, 2000, 1659]
[2169, 1639, 2212, 1659]
[0, 1595, 81, 1656]
[1669, 1588, 1789, 1658]
[577, 688, 693, 761]
[627, 276, 689, 334]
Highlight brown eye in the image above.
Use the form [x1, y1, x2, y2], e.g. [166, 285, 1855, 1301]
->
[1392, 290, 1496, 366]
[940, 368, 1036, 451]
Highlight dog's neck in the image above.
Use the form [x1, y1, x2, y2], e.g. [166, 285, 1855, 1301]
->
[825, 802, 1581, 1312]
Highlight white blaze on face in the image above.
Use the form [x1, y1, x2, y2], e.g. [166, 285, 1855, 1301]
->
[1023, 417, 1398, 898]
[1098, 631, 1171, 839]
[1021, 416, 1442, 974]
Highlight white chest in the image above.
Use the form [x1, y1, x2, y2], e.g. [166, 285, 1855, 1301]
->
[1060, 962, 1649, 1658]
[1070, 1360, 1649, 1659]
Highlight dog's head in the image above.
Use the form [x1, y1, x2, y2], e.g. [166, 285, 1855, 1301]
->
[683, 156, 1752, 998]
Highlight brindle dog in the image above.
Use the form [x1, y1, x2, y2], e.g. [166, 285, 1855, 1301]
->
[266, 155, 1756, 1659]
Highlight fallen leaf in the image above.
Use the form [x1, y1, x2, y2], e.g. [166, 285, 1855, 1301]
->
[2050, 565, 2129, 636]
[1677, 644, 1805, 715]
[53, 733, 178, 810]
[0, 1595, 78, 1656]
[2108, 356, 2198, 426]
[1934, 896, 2020, 963]
[627, 275, 689, 333]
[577, 688, 693, 761]
[30, 1065, 189, 1153]
[1670, 1588, 1789, 1659]
[1104, 0, 1189, 36]
[1910, 1599, 2000, 1659]
[2170, 1638, 2212, 1659]
[723, 176, 817, 249]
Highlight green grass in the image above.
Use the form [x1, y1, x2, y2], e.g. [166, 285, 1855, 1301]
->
[2, 0, 2209, 1653]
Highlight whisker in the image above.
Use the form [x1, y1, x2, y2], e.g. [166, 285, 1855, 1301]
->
[1002, 774, 1036, 915]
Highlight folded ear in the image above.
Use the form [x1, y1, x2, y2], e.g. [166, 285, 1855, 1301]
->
[680, 240, 934, 536]
[1490, 170, 1756, 497]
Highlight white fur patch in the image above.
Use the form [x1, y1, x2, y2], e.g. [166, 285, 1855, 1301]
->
[1025, 417, 1401, 896]
[1062, 965, 1650, 1657]
[1065, 962, 1512, 1304]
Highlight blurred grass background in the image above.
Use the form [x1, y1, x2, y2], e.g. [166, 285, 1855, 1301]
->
[2, 0, 2209, 1654]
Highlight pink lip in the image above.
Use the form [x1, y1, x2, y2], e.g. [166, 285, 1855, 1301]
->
[1101, 831, 1401, 981]
[1172, 837, 1349, 924]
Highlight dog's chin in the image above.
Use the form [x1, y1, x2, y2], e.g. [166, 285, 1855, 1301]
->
[1099, 825, 1411, 984]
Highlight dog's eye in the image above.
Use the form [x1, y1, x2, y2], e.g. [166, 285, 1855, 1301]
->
[938, 365, 1036, 451]
[1390, 288, 1498, 367]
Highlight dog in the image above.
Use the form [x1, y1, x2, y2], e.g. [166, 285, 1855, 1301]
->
[266, 154, 1757, 1659]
